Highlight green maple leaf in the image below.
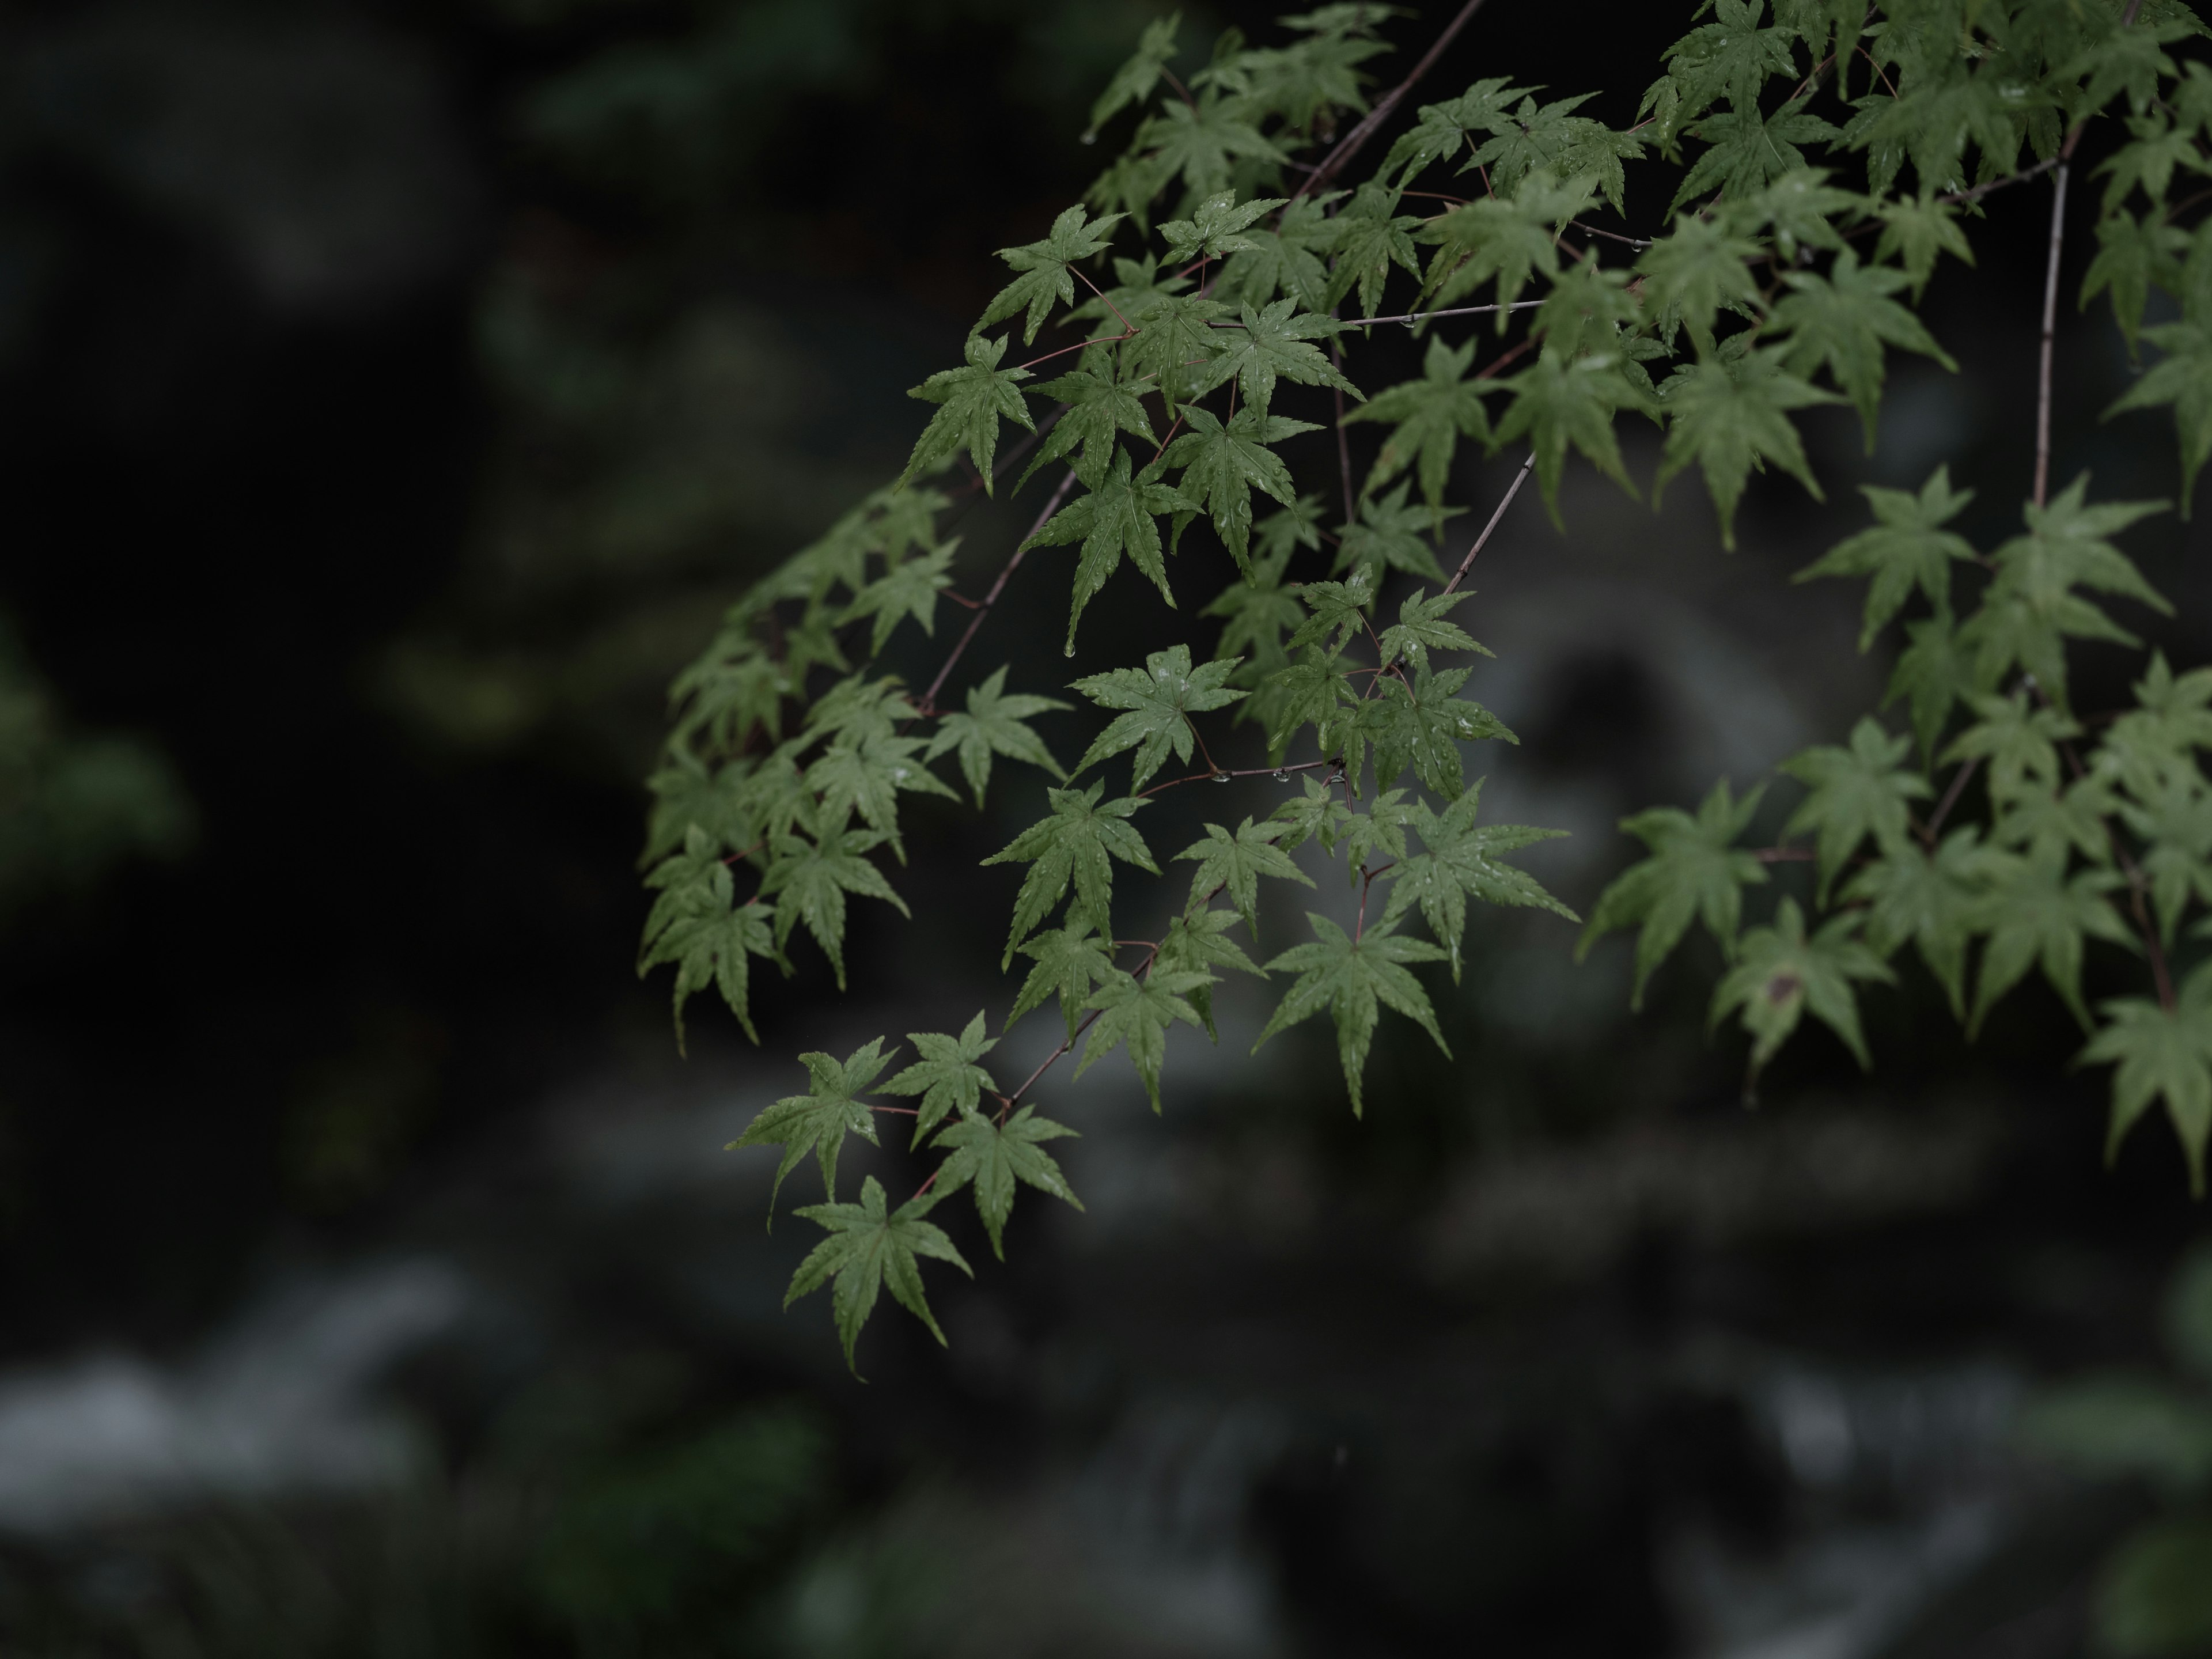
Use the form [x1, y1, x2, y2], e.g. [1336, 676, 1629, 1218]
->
[900, 334, 1035, 495]
[1239, 18, 1392, 127]
[1416, 173, 1584, 321]
[1990, 777, 2114, 873]
[979, 204, 1126, 345]
[2080, 209, 2188, 354]
[1215, 195, 1340, 312]
[1377, 587, 1485, 672]
[923, 665, 1070, 806]
[1379, 781, 1575, 980]
[1653, 0, 1800, 132]
[1674, 100, 1839, 210]
[982, 782, 1157, 963]
[1289, 570, 1378, 656]
[931, 1107, 1081, 1258]
[669, 642, 794, 755]
[1085, 12, 1181, 138]
[1120, 291, 1230, 409]
[1024, 450, 1193, 653]
[2080, 982, 2212, 1196]
[1656, 345, 1839, 551]
[1495, 347, 1647, 520]
[1469, 94, 1638, 207]
[1265, 649, 1356, 756]
[1324, 183, 1423, 317]
[1969, 851, 2134, 1036]
[1024, 370, 1157, 490]
[643, 751, 757, 865]
[1960, 478, 2171, 707]
[1071, 643, 1247, 791]
[1154, 906, 1265, 1039]
[1773, 247, 1957, 446]
[839, 544, 957, 656]
[1071, 252, 1191, 336]
[2108, 320, 2212, 513]
[1346, 336, 1499, 525]
[1196, 298, 1358, 414]
[2116, 777, 2212, 945]
[1176, 815, 1313, 936]
[2096, 652, 2212, 798]
[639, 828, 783, 1048]
[1729, 166, 1859, 262]
[1271, 774, 1355, 854]
[731, 1038, 899, 1210]
[880, 1012, 999, 1145]
[805, 730, 959, 851]
[1382, 78, 1532, 183]
[1781, 717, 1931, 897]
[1873, 193, 1975, 300]
[1578, 778, 1769, 1007]
[1638, 215, 1761, 358]
[804, 675, 919, 747]
[1338, 789, 1419, 874]
[1358, 664, 1515, 801]
[1531, 251, 1643, 364]
[1795, 465, 1978, 650]
[1205, 561, 1307, 672]
[1941, 691, 2078, 805]
[1164, 406, 1317, 571]
[1160, 190, 1288, 264]
[1710, 899, 1894, 1097]
[1334, 481, 1457, 583]
[786, 1176, 971, 1374]
[1080, 967, 1214, 1112]
[1137, 96, 1290, 201]
[758, 822, 911, 989]
[1010, 919, 1116, 1040]
[2097, 112, 2205, 213]
[1887, 612, 1973, 763]
[1842, 827, 2001, 1021]
[1256, 913, 1449, 1116]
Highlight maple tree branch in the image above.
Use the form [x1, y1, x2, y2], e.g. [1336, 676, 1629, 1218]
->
[996, 938, 1166, 1120]
[1922, 757, 1978, 846]
[1287, 0, 1491, 207]
[1139, 759, 1332, 799]
[916, 468, 1079, 716]
[1332, 337, 1357, 523]
[1442, 449, 1535, 597]
[1753, 846, 1819, 862]
[1022, 329, 1132, 373]
[1333, 299, 1545, 328]
[2034, 160, 2072, 510]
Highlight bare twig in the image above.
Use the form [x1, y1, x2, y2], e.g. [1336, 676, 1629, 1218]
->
[1753, 847, 1819, 863]
[915, 468, 1079, 716]
[1922, 757, 1978, 845]
[1333, 339, 1357, 524]
[2034, 161, 2072, 509]
[1442, 449, 1535, 597]
[1138, 759, 1332, 798]
[1332, 299, 1547, 328]
[1287, 0, 1491, 207]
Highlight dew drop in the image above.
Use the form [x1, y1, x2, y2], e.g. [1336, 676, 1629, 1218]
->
[1212, 771, 1230, 783]
[1272, 768, 1289, 782]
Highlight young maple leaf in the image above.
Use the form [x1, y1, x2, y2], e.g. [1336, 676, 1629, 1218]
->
[1071, 644, 1247, 791]
[931, 1107, 1083, 1258]
[1010, 919, 1117, 1039]
[1656, 345, 1838, 551]
[1416, 177, 1581, 321]
[1080, 967, 1214, 1112]
[1120, 291, 1230, 410]
[1289, 570, 1378, 656]
[1023, 450, 1194, 653]
[1795, 465, 1979, 649]
[787, 1176, 971, 1375]
[1467, 93, 1615, 197]
[639, 828, 783, 1048]
[759, 822, 911, 990]
[1333, 481, 1457, 583]
[1379, 782, 1575, 980]
[1493, 347, 1647, 520]
[982, 782, 1158, 963]
[1324, 183, 1423, 317]
[900, 334, 1035, 497]
[1578, 778, 1769, 1007]
[1772, 248, 1957, 448]
[1779, 717, 1931, 898]
[923, 665, 1070, 806]
[1968, 851, 2134, 1036]
[838, 544, 957, 656]
[1941, 692, 2079, 805]
[1164, 407, 1318, 571]
[1886, 612, 1973, 764]
[2081, 980, 2212, 1196]
[730, 1037, 900, 1211]
[804, 729, 959, 851]
[1195, 299, 1358, 414]
[1345, 337, 1500, 527]
[1873, 194, 1975, 300]
[1842, 828, 2003, 1022]
[1137, 96, 1290, 202]
[2108, 319, 2212, 513]
[1159, 190, 1289, 264]
[1381, 77, 1532, 184]
[1637, 216, 1761, 358]
[1154, 907, 1265, 1039]
[880, 1012, 998, 1145]
[1085, 12, 1181, 139]
[2114, 777, 2212, 945]
[1023, 369, 1156, 490]
[1264, 649, 1357, 757]
[1215, 195, 1341, 312]
[2080, 210, 2188, 353]
[1256, 913, 1450, 1116]
[1727, 166, 1860, 263]
[1709, 899, 1894, 1100]
[1673, 100, 1839, 209]
[2095, 652, 2212, 798]
[1359, 664, 1515, 801]
[1651, 0, 1799, 134]
[1175, 816, 1314, 937]
[1377, 588, 1487, 672]
[979, 204, 1126, 345]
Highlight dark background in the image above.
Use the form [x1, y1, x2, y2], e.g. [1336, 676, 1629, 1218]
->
[0, 1, 2204, 1655]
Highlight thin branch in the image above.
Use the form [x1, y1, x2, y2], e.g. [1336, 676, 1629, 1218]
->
[996, 938, 1165, 1119]
[2034, 161, 2072, 510]
[1922, 757, 1978, 845]
[915, 468, 1079, 716]
[1333, 299, 1546, 328]
[1138, 759, 1333, 799]
[1442, 449, 1535, 597]
[1753, 846, 1819, 862]
[1332, 339, 1357, 524]
[1569, 221, 1653, 251]
[1021, 329, 1131, 373]
[1287, 0, 1491, 207]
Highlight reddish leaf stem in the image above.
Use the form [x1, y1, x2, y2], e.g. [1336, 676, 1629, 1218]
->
[915, 468, 1080, 717]
[1442, 449, 1535, 597]
[1286, 0, 1491, 207]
